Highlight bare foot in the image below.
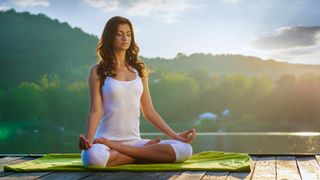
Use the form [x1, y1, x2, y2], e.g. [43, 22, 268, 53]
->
[93, 137, 110, 145]
[93, 138, 123, 150]
[144, 137, 161, 146]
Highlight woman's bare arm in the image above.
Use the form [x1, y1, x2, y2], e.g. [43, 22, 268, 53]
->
[140, 77, 196, 143]
[140, 77, 181, 140]
[84, 64, 103, 144]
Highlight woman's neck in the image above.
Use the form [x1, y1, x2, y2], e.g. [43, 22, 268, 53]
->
[114, 50, 127, 68]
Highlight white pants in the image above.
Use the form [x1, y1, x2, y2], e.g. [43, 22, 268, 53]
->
[81, 139, 193, 167]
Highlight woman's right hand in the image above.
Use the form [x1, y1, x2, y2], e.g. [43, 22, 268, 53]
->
[174, 128, 196, 144]
[79, 134, 92, 150]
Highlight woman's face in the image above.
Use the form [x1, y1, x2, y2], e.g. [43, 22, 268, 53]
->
[113, 23, 132, 51]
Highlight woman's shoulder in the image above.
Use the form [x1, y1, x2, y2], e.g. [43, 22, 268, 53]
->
[90, 63, 99, 71]
[89, 64, 100, 79]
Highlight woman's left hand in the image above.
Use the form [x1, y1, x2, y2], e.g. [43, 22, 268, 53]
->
[174, 128, 196, 144]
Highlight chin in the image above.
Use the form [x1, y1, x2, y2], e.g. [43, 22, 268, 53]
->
[115, 47, 129, 51]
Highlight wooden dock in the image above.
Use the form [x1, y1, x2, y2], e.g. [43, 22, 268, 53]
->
[1, 155, 320, 179]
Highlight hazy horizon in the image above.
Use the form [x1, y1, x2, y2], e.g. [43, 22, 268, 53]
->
[1, 0, 320, 64]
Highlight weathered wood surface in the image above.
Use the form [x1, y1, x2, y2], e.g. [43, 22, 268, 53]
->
[296, 156, 320, 180]
[0, 155, 320, 179]
[276, 156, 300, 180]
[251, 156, 276, 180]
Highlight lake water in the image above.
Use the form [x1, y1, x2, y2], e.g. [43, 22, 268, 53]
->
[1, 132, 319, 155]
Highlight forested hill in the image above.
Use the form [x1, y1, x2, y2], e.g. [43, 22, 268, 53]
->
[0, 9, 98, 88]
[1, 9, 320, 89]
[142, 53, 320, 79]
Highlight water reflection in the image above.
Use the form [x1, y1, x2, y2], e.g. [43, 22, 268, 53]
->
[0, 132, 319, 154]
[143, 132, 320, 154]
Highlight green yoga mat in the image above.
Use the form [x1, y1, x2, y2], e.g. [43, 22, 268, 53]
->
[4, 151, 251, 172]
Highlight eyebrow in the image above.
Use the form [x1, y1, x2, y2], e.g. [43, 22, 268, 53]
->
[117, 30, 131, 33]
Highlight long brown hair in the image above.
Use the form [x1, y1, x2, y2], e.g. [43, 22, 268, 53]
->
[96, 16, 151, 87]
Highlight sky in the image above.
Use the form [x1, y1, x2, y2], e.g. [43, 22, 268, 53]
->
[1, 0, 320, 64]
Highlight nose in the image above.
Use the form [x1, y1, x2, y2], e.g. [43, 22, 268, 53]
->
[122, 35, 128, 41]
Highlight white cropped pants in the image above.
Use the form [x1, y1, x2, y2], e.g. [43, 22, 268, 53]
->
[81, 139, 193, 167]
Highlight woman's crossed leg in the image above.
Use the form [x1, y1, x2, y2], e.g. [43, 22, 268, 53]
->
[106, 138, 165, 166]
[82, 137, 192, 167]
[95, 137, 177, 166]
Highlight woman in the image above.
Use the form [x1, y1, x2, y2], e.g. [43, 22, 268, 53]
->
[79, 16, 196, 167]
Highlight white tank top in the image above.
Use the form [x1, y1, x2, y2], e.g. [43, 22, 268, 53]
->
[94, 68, 143, 141]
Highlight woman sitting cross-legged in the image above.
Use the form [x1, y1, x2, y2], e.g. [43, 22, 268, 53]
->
[79, 16, 196, 167]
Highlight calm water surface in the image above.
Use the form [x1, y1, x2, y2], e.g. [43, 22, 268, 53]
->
[1, 131, 319, 155]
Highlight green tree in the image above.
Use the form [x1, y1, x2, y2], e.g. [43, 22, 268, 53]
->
[148, 72, 199, 131]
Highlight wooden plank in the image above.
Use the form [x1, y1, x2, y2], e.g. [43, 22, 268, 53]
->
[316, 155, 320, 166]
[276, 156, 301, 180]
[82, 171, 125, 180]
[202, 172, 229, 180]
[154, 171, 184, 180]
[38, 172, 93, 180]
[0, 156, 53, 179]
[0, 157, 22, 164]
[251, 156, 276, 180]
[174, 171, 206, 180]
[119, 172, 163, 180]
[0, 157, 37, 178]
[1, 172, 52, 179]
[0, 157, 36, 172]
[296, 156, 320, 180]
[83, 171, 162, 180]
[82, 171, 126, 180]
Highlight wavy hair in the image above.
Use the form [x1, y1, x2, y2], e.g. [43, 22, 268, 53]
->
[96, 16, 152, 87]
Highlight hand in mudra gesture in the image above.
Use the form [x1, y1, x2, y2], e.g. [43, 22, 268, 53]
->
[79, 134, 92, 150]
[175, 128, 196, 144]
